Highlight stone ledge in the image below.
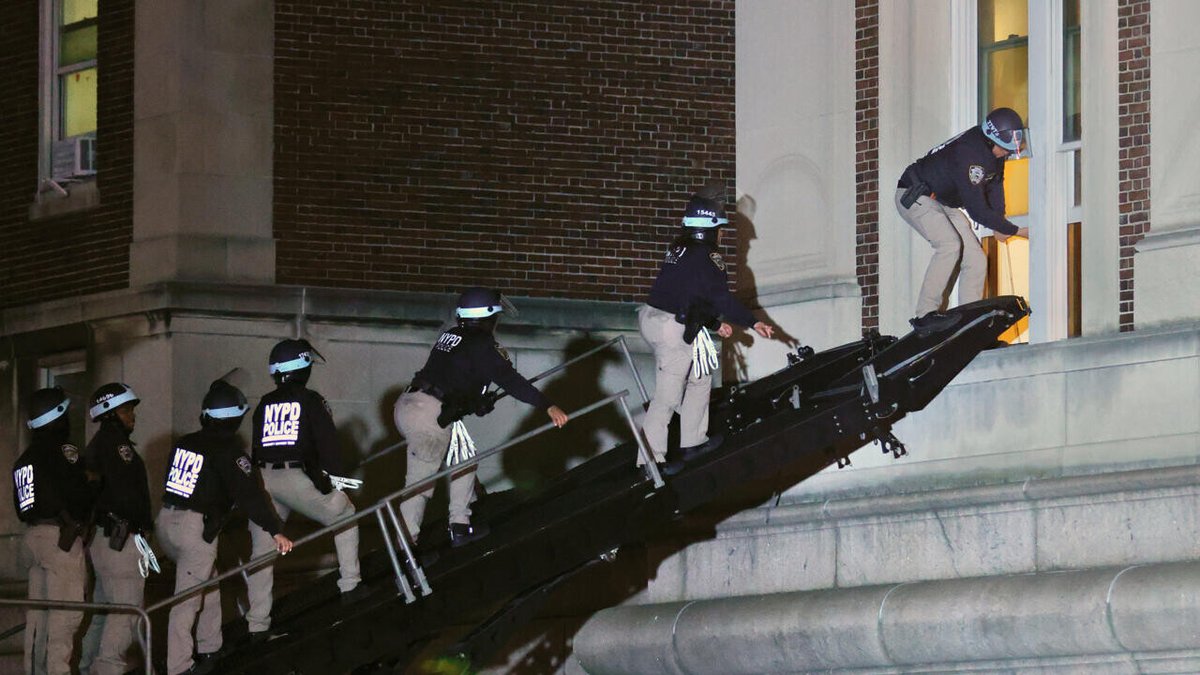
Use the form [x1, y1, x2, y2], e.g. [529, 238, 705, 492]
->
[27, 180, 100, 221]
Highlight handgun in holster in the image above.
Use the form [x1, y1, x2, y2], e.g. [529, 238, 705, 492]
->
[56, 513, 84, 552]
[202, 511, 232, 544]
[675, 300, 721, 345]
[900, 180, 931, 209]
[103, 515, 131, 552]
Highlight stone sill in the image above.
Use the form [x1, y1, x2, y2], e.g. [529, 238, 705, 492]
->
[28, 180, 100, 221]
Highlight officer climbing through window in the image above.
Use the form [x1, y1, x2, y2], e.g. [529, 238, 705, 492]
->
[13, 387, 92, 675]
[80, 382, 155, 675]
[896, 107, 1031, 332]
[245, 339, 363, 640]
[641, 184, 775, 476]
[156, 377, 294, 675]
[394, 288, 569, 548]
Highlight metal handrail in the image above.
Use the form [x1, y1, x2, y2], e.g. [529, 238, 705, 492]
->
[147, 388, 656, 615]
[358, 335, 648, 466]
[0, 597, 151, 673]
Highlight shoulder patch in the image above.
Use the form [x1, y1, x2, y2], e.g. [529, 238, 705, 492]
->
[494, 343, 511, 363]
[709, 251, 726, 271]
[117, 444, 134, 463]
[61, 444, 79, 464]
[664, 243, 685, 265]
[235, 456, 253, 476]
[968, 164, 985, 185]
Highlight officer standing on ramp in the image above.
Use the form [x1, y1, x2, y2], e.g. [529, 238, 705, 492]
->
[245, 339, 362, 639]
[12, 387, 92, 675]
[156, 378, 294, 675]
[640, 185, 775, 475]
[895, 107, 1031, 332]
[395, 288, 569, 548]
[81, 382, 154, 675]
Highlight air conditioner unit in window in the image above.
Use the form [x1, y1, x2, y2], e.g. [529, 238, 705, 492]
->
[51, 135, 97, 179]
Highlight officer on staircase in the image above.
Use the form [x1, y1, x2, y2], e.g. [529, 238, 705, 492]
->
[245, 338, 363, 640]
[12, 387, 92, 675]
[80, 382, 154, 675]
[156, 378, 294, 675]
[394, 288, 569, 548]
[640, 185, 775, 475]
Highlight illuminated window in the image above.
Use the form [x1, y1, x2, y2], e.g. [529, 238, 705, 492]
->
[978, 0, 1029, 216]
[40, 0, 98, 184]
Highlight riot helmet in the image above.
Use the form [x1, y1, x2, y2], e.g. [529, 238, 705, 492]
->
[201, 378, 249, 431]
[89, 382, 140, 422]
[680, 194, 727, 243]
[455, 287, 514, 331]
[269, 338, 323, 386]
[26, 387, 69, 431]
[981, 107, 1031, 159]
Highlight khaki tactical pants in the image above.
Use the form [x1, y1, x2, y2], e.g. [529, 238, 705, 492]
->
[638, 304, 713, 461]
[246, 467, 360, 633]
[81, 532, 145, 675]
[156, 508, 220, 675]
[394, 391, 476, 540]
[895, 188, 987, 317]
[22, 524, 85, 675]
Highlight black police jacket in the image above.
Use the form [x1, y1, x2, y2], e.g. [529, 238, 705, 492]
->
[413, 326, 551, 414]
[162, 426, 283, 537]
[85, 421, 153, 533]
[646, 237, 757, 329]
[12, 431, 92, 524]
[901, 126, 1018, 236]
[251, 383, 344, 475]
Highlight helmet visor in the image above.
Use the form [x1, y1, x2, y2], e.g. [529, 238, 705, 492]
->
[1004, 128, 1032, 159]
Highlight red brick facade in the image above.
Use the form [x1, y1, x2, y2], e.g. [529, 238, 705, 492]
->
[854, 0, 880, 332]
[273, 1, 737, 302]
[1117, 0, 1150, 332]
[0, 0, 133, 310]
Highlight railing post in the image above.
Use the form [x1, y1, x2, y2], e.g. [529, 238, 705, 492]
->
[618, 335, 650, 406]
[375, 508, 417, 603]
[384, 500, 431, 596]
[618, 395, 663, 488]
[139, 609, 152, 675]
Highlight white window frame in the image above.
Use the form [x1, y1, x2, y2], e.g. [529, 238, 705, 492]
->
[38, 0, 98, 189]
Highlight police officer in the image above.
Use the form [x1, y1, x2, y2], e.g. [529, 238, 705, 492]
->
[80, 382, 153, 675]
[394, 288, 569, 548]
[156, 379, 294, 675]
[641, 186, 775, 474]
[245, 338, 361, 638]
[12, 387, 91, 675]
[896, 107, 1031, 331]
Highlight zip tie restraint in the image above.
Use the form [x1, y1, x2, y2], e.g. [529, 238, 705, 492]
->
[446, 420, 477, 466]
[329, 475, 363, 491]
[691, 326, 719, 379]
[134, 533, 160, 578]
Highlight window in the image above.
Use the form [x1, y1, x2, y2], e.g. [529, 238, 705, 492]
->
[35, 351, 89, 451]
[975, 0, 1083, 343]
[40, 0, 98, 187]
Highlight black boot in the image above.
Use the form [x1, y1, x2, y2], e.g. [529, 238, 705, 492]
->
[661, 434, 725, 476]
[449, 522, 489, 548]
[909, 311, 960, 334]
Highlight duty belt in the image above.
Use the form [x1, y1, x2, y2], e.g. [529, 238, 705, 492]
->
[161, 502, 199, 513]
[406, 378, 446, 402]
[255, 460, 305, 470]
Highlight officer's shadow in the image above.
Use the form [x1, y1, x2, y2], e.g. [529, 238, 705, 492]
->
[499, 335, 628, 497]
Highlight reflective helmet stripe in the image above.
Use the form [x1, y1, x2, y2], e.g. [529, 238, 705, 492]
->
[88, 389, 139, 421]
[27, 400, 69, 430]
[203, 403, 248, 419]
[456, 305, 503, 319]
[682, 215, 728, 228]
[269, 354, 313, 374]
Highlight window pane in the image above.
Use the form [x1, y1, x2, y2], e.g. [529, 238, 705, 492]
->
[61, 67, 97, 137]
[62, 0, 98, 26]
[987, 45, 1029, 120]
[1063, 26, 1082, 141]
[979, 0, 1029, 44]
[60, 24, 97, 67]
[1073, 149, 1082, 207]
[1003, 157, 1030, 216]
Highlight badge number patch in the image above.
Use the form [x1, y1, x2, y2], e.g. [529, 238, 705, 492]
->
[968, 164, 985, 185]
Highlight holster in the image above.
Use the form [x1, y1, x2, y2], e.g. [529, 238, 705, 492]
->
[104, 516, 131, 552]
[201, 511, 231, 544]
[436, 389, 495, 428]
[675, 300, 721, 345]
[56, 514, 82, 552]
[304, 464, 334, 495]
[902, 178, 926, 207]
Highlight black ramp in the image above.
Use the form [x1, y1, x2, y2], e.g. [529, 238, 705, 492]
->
[203, 296, 1028, 674]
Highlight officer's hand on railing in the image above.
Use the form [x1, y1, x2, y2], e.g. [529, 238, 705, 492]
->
[547, 405, 569, 428]
[274, 534, 294, 555]
[753, 321, 775, 339]
[717, 322, 734, 338]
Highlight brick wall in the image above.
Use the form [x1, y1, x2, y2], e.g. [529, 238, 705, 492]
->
[1117, 0, 1150, 332]
[854, 0, 880, 332]
[0, 0, 133, 310]
[274, 0, 737, 302]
